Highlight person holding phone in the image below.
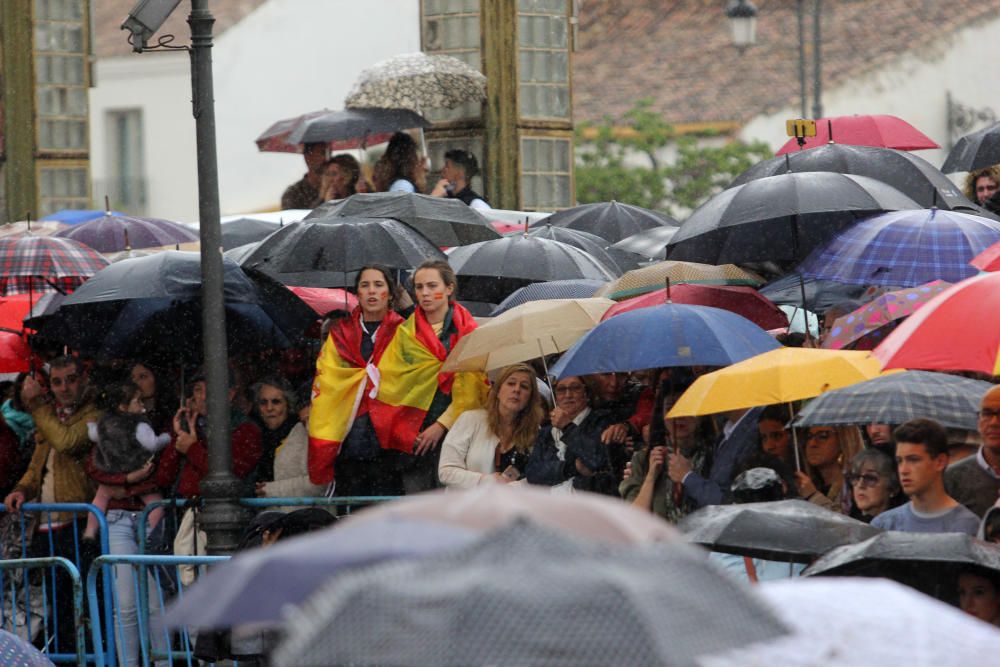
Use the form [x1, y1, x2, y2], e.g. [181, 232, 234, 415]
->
[438, 364, 544, 489]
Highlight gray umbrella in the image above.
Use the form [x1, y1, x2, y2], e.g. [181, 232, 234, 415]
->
[528, 223, 639, 274]
[613, 224, 681, 260]
[941, 120, 1000, 173]
[344, 52, 487, 111]
[309, 191, 500, 246]
[220, 218, 280, 251]
[287, 107, 429, 145]
[272, 520, 788, 667]
[536, 200, 679, 244]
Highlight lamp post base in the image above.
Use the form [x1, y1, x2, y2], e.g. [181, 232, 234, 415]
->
[198, 476, 253, 555]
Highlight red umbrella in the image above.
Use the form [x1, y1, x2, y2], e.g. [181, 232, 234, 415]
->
[970, 241, 1000, 271]
[874, 272, 1000, 375]
[287, 286, 358, 316]
[776, 115, 940, 155]
[600, 284, 788, 330]
[0, 295, 41, 372]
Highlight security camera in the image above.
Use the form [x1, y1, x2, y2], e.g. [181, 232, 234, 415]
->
[121, 0, 183, 52]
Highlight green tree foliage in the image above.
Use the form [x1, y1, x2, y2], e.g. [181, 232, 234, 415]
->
[575, 99, 772, 216]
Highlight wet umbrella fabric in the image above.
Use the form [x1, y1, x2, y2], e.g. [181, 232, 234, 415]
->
[287, 107, 430, 146]
[534, 200, 679, 245]
[0, 235, 109, 296]
[679, 499, 878, 563]
[602, 284, 788, 331]
[597, 261, 764, 301]
[490, 278, 609, 316]
[797, 208, 1000, 287]
[308, 191, 500, 246]
[0, 629, 55, 667]
[774, 114, 940, 155]
[286, 286, 358, 317]
[612, 224, 680, 260]
[758, 273, 872, 313]
[970, 239, 1000, 271]
[220, 218, 280, 251]
[550, 303, 780, 379]
[272, 520, 788, 667]
[344, 52, 487, 111]
[792, 370, 994, 431]
[941, 120, 1000, 173]
[527, 224, 639, 274]
[240, 217, 445, 288]
[52, 213, 199, 252]
[0, 220, 67, 239]
[666, 173, 920, 265]
[822, 280, 950, 350]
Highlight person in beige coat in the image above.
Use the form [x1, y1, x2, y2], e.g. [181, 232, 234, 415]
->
[256, 391, 326, 507]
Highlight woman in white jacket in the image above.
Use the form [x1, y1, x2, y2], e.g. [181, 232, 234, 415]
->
[256, 387, 326, 506]
[438, 363, 545, 489]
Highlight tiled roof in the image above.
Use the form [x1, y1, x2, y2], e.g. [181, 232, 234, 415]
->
[94, 0, 268, 58]
[573, 0, 1000, 126]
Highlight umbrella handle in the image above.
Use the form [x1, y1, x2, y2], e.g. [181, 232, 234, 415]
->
[788, 402, 802, 472]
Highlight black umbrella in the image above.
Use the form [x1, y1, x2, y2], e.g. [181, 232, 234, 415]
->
[446, 235, 615, 304]
[221, 218, 280, 250]
[223, 242, 260, 264]
[804, 532, 1000, 603]
[758, 273, 873, 314]
[533, 201, 679, 244]
[241, 216, 445, 288]
[941, 120, 1000, 173]
[730, 143, 974, 211]
[666, 173, 920, 265]
[527, 224, 637, 275]
[679, 499, 879, 564]
[611, 225, 680, 260]
[287, 107, 430, 145]
[308, 192, 500, 246]
[32, 251, 316, 364]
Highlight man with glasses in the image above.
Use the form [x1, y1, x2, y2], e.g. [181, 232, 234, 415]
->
[945, 386, 1000, 517]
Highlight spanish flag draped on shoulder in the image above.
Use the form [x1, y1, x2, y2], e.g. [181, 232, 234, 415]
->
[308, 308, 404, 484]
[370, 302, 488, 453]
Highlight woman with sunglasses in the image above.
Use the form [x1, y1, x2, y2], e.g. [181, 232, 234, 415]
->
[794, 425, 865, 513]
[847, 448, 903, 522]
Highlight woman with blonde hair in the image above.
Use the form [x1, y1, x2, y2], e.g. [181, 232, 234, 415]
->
[438, 363, 544, 489]
[794, 425, 865, 514]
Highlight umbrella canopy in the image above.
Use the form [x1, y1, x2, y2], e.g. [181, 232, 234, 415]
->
[41, 209, 122, 225]
[803, 531, 1000, 603]
[446, 235, 616, 304]
[0, 629, 56, 667]
[223, 242, 260, 265]
[220, 218, 280, 251]
[680, 499, 878, 563]
[550, 303, 780, 379]
[792, 370, 995, 431]
[527, 224, 640, 273]
[667, 348, 890, 418]
[602, 284, 788, 331]
[666, 173, 920, 265]
[874, 272, 1000, 375]
[256, 107, 429, 153]
[774, 114, 940, 155]
[797, 208, 1000, 287]
[0, 220, 67, 238]
[240, 217, 445, 288]
[534, 200, 679, 245]
[941, 120, 1000, 173]
[0, 235, 108, 296]
[52, 212, 199, 252]
[758, 272, 871, 313]
[823, 280, 950, 350]
[442, 297, 615, 373]
[344, 52, 487, 111]
[308, 191, 500, 246]
[491, 278, 609, 316]
[272, 521, 787, 667]
[286, 286, 358, 317]
[597, 260, 764, 301]
[611, 224, 680, 260]
[970, 239, 1000, 271]
[731, 143, 972, 211]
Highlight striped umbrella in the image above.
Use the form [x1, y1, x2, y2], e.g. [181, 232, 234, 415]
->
[0, 235, 108, 295]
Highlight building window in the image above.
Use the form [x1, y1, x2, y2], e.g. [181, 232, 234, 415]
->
[520, 135, 571, 211]
[34, 0, 89, 153]
[422, 0, 482, 122]
[105, 109, 146, 214]
[38, 161, 89, 216]
[518, 0, 569, 119]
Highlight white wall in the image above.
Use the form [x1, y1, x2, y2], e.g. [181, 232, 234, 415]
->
[90, 0, 421, 222]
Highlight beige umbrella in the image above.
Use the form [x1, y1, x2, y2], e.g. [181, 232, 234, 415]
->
[595, 260, 764, 301]
[441, 297, 614, 373]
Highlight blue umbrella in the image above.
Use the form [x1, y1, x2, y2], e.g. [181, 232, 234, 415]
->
[797, 208, 1000, 287]
[41, 209, 123, 225]
[491, 278, 608, 316]
[550, 303, 780, 378]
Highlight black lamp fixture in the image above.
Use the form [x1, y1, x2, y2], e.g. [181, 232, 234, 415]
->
[725, 0, 759, 48]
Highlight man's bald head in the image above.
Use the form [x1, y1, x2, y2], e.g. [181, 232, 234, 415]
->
[978, 385, 1000, 452]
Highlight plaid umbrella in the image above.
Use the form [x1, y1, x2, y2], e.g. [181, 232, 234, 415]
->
[595, 261, 764, 301]
[491, 278, 609, 316]
[0, 236, 108, 295]
[53, 213, 199, 253]
[792, 370, 994, 431]
[798, 208, 1000, 287]
[823, 280, 951, 350]
[344, 52, 486, 111]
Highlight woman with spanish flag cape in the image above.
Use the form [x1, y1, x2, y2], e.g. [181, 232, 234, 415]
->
[369, 259, 488, 493]
[308, 266, 405, 494]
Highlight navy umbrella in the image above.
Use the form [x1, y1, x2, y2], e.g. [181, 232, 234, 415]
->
[491, 279, 608, 316]
[533, 200, 679, 244]
[941, 120, 1000, 173]
[550, 303, 780, 378]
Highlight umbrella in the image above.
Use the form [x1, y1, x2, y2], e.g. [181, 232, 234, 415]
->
[874, 271, 1000, 375]
[446, 235, 616, 304]
[679, 499, 879, 563]
[441, 297, 615, 373]
[534, 200, 680, 244]
[597, 261, 764, 301]
[774, 114, 940, 155]
[803, 531, 1000, 603]
[602, 284, 788, 331]
[730, 143, 972, 211]
[941, 120, 1000, 173]
[223, 242, 260, 265]
[34, 251, 316, 363]
[0, 220, 67, 239]
[792, 370, 995, 431]
[286, 286, 358, 317]
[41, 209, 123, 224]
[256, 107, 429, 153]
[666, 173, 920, 265]
[344, 52, 487, 111]
[220, 218, 280, 251]
[758, 273, 872, 313]
[104, 248, 156, 263]
[240, 217, 446, 289]
[0, 235, 108, 296]
[490, 278, 609, 316]
[0, 295, 41, 372]
[700, 578, 1000, 667]
[272, 521, 787, 667]
[527, 224, 639, 273]
[667, 348, 891, 418]
[612, 224, 681, 260]
[52, 212, 199, 252]
[308, 191, 500, 246]
[970, 239, 1000, 271]
[0, 629, 56, 667]
[797, 208, 1000, 287]
[823, 281, 950, 350]
[550, 303, 780, 379]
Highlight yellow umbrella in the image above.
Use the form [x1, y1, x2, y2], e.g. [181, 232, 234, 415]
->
[442, 297, 614, 373]
[667, 348, 896, 418]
